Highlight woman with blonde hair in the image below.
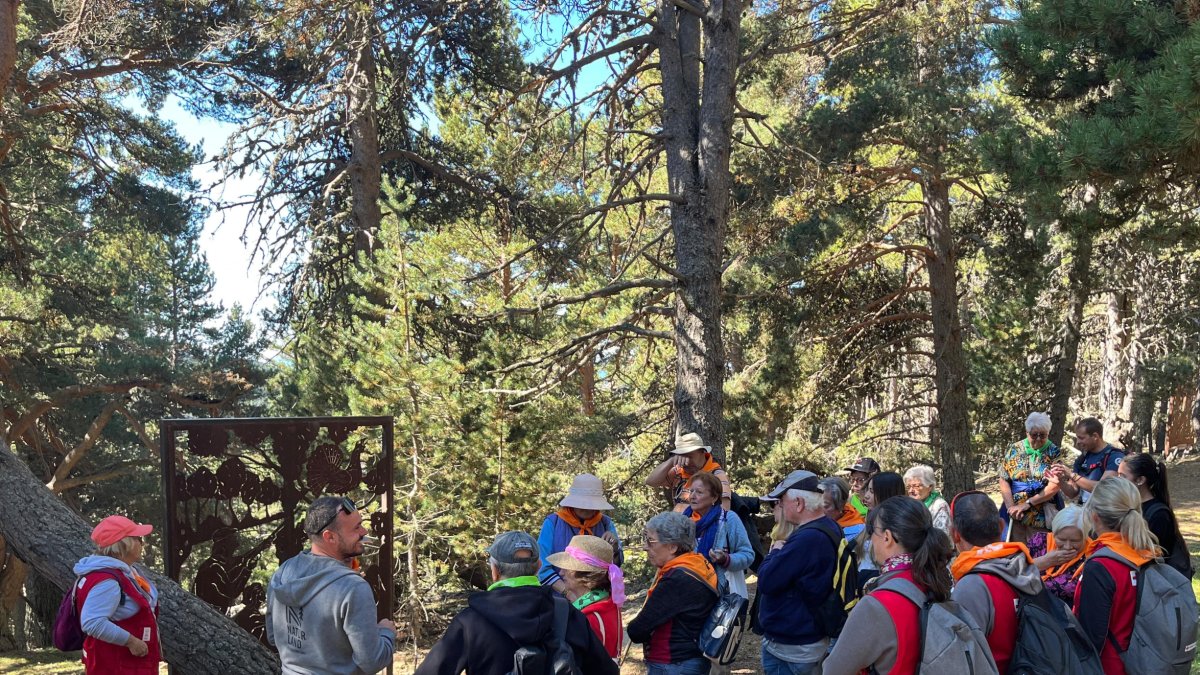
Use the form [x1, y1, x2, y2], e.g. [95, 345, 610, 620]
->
[547, 534, 625, 658]
[1074, 477, 1160, 674]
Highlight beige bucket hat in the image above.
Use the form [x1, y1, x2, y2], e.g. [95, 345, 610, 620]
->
[559, 473, 614, 511]
[546, 535, 614, 572]
[670, 431, 711, 455]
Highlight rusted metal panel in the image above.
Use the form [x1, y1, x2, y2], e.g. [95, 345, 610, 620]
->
[159, 417, 395, 646]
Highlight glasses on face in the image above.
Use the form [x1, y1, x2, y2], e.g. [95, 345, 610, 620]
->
[950, 489, 987, 520]
[1029, 432, 1048, 439]
[312, 497, 358, 535]
[905, 482, 924, 491]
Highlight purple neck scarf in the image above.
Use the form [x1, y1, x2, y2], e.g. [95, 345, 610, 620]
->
[565, 545, 625, 606]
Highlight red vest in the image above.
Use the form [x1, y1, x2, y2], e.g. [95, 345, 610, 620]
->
[77, 569, 161, 675]
[581, 596, 622, 658]
[979, 574, 1020, 674]
[870, 570, 921, 675]
[1074, 556, 1137, 675]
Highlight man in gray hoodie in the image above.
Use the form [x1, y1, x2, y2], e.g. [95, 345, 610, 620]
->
[949, 491, 1045, 674]
[267, 496, 395, 674]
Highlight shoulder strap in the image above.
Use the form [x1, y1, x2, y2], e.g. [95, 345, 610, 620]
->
[1090, 547, 1139, 570]
[77, 570, 128, 610]
[675, 567, 721, 597]
[552, 596, 569, 644]
[875, 576, 927, 607]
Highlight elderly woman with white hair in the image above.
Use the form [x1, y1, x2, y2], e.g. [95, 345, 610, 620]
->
[998, 411, 1065, 546]
[1032, 505, 1091, 603]
[903, 465, 950, 534]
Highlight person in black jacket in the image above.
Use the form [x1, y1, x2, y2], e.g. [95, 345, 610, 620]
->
[1118, 452, 1194, 578]
[627, 511, 720, 675]
[416, 531, 618, 675]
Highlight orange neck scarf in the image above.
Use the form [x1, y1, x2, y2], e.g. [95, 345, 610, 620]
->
[679, 454, 721, 481]
[1085, 531, 1156, 567]
[1042, 532, 1089, 580]
[838, 503, 865, 528]
[130, 570, 152, 594]
[557, 508, 604, 535]
[648, 552, 717, 598]
[950, 542, 1033, 581]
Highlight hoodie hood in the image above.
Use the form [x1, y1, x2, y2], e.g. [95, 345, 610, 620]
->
[468, 584, 556, 644]
[963, 550, 1043, 595]
[74, 554, 134, 577]
[268, 552, 360, 607]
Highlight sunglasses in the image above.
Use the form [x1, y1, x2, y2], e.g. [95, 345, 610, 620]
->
[949, 490, 987, 520]
[310, 496, 358, 535]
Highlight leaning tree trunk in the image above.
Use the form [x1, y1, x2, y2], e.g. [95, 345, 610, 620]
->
[656, 0, 744, 465]
[0, 440, 279, 674]
[921, 175, 975, 495]
[1048, 187, 1098, 446]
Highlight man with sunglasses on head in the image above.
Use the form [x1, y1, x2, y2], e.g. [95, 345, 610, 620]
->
[267, 496, 395, 675]
[949, 491, 1044, 675]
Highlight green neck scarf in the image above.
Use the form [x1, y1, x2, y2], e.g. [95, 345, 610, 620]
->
[1022, 437, 1051, 457]
[923, 490, 942, 508]
[487, 575, 541, 591]
[572, 589, 610, 610]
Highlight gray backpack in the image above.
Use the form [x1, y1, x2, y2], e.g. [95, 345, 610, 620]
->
[875, 576, 999, 675]
[1092, 549, 1198, 674]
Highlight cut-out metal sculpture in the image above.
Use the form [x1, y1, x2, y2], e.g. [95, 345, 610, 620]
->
[159, 417, 395, 648]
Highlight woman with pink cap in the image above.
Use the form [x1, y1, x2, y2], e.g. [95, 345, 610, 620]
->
[71, 514, 160, 674]
[537, 473, 624, 600]
[547, 534, 625, 659]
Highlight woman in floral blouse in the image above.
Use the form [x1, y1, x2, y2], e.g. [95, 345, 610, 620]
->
[998, 411, 1065, 545]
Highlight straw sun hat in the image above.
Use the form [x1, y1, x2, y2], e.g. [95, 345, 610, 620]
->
[546, 535, 614, 572]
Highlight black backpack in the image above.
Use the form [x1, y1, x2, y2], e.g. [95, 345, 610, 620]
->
[806, 519, 858, 638]
[1003, 584, 1103, 675]
[508, 597, 581, 675]
[1142, 501, 1195, 579]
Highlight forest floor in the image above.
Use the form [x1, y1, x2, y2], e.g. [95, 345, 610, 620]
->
[6, 454, 1200, 674]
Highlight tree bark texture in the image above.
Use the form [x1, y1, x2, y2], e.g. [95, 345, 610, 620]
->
[656, 0, 744, 465]
[1047, 188, 1097, 447]
[0, 534, 27, 651]
[921, 176, 974, 495]
[0, 441, 279, 674]
[347, 8, 383, 259]
[0, 0, 16, 103]
[1100, 283, 1132, 438]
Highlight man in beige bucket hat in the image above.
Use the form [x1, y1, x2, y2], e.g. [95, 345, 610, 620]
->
[645, 431, 732, 513]
[537, 474, 624, 600]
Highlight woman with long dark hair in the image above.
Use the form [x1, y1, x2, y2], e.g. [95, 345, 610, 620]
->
[855, 471, 906, 590]
[824, 496, 984, 674]
[1118, 453, 1193, 578]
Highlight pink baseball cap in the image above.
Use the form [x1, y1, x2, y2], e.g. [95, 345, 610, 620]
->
[91, 515, 153, 548]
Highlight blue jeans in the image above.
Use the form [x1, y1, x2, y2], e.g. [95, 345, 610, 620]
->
[646, 657, 711, 675]
[762, 646, 822, 675]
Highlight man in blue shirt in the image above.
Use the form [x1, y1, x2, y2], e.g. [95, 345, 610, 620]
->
[1058, 416, 1124, 504]
[756, 470, 840, 675]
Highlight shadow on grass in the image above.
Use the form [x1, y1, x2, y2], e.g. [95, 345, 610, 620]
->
[0, 649, 83, 675]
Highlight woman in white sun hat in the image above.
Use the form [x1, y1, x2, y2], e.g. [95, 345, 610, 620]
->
[537, 473, 624, 600]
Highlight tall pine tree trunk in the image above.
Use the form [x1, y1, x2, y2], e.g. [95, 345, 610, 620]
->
[347, 7, 382, 259]
[0, 441, 279, 673]
[657, 0, 744, 464]
[1048, 187, 1097, 446]
[921, 175, 974, 494]
[1100, 280, 1132, 438]
[0, 535, 26, 651]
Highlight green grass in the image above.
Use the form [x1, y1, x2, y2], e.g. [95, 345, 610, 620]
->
[0, 649, 83, 675]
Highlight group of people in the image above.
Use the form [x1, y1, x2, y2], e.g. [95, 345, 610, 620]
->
[66, 415, 1194, 675]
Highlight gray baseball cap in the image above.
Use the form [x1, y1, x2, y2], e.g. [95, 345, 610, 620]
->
[766, 470, 821, 499]
[487, 531, 538, 564]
